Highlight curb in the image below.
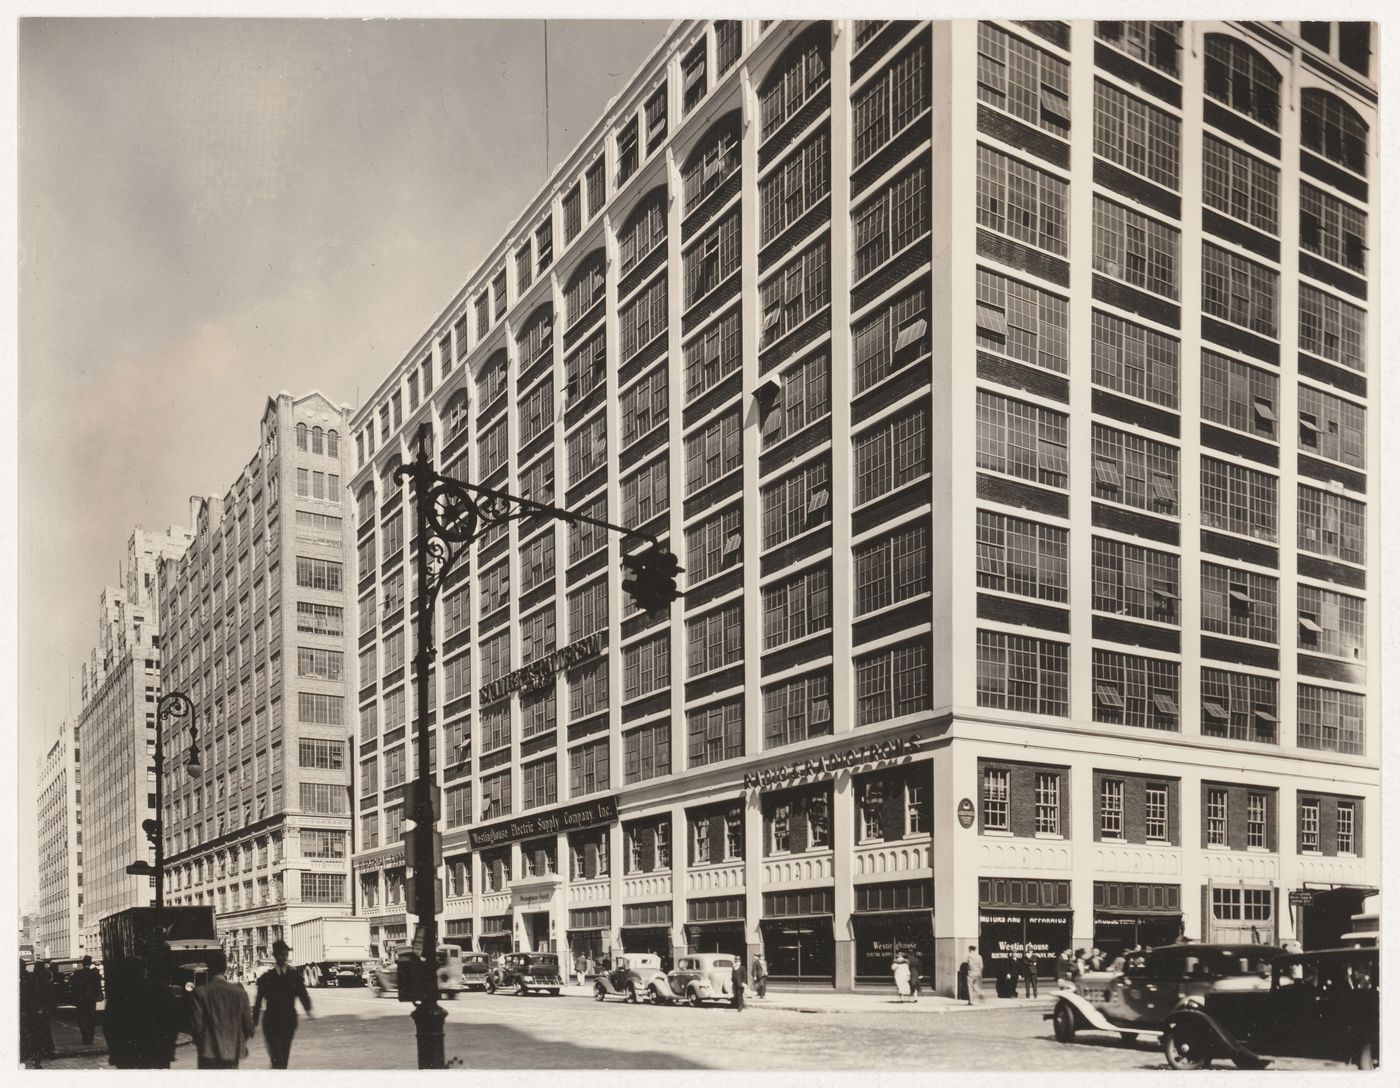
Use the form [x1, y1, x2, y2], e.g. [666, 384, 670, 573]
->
[745, 998, 1058, 1016]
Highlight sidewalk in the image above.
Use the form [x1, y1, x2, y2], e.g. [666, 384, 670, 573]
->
[562, 982, 1056, 1015]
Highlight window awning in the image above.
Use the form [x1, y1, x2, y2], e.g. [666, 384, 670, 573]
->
[1254, 709, 1279, 724]
[1153, 694, 1179, 715]
[1299, 616, 1322, 633]
[1202, 701, 1229, 720]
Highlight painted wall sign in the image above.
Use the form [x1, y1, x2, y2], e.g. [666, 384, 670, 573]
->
[957, 798, 976, 829]
[477, 632, 601, 704]
[466, 795, 618, 851]
[743, 735, 921, 790]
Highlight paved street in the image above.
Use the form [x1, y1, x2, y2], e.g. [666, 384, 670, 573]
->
[42, 986, 1356, 1072]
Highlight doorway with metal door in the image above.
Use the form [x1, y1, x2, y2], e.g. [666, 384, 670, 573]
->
[759, 917, 834, 986]
[525, 912, 552, 953]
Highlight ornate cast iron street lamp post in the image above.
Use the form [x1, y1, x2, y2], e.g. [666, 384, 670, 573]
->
[394, 424, 676, 1068]
[129, 691, 203, 912]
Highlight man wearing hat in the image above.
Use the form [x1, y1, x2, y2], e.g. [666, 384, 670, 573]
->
[71, 955, 104, 1045]
[253, 938, 312, 1069]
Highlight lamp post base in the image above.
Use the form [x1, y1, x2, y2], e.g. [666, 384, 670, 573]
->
[411, 1000, 447, 1069]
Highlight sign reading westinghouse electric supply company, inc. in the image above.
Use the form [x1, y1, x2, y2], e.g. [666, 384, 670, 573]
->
[466, 795, 618, 851]
[477, 632, 601, 704]
[743, 735, 921, 790]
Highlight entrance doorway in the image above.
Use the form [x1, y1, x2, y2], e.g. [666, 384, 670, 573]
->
[759, 917, 834, 986]
[525, 912, 552, 952]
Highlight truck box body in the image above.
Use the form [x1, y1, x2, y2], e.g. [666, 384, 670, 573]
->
[290, 916, 371, 966]
[100, 906, 218, 965]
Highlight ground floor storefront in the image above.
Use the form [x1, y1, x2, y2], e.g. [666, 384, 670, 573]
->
[345, 723, 1375, 995]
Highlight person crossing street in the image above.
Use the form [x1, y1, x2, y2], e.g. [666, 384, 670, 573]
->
[253, 939, 312, 1069]
[71, 955, 104, 1046]
[189, 952, 254, 1069]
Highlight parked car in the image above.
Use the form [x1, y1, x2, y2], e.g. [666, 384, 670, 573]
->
[46, 959, 86, 1008]
[459, 951, 491, 991]
[592, 953, 669, 1004]
[487, 952, 563, 996]
[1161, 947, 1379, 1070]
[662, 954, 737, 1008]
[1048, 943, 1285, 1046]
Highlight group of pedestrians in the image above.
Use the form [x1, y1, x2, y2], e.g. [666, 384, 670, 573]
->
[890, 950, 924, 1001]
[189, 938, 313, 1069]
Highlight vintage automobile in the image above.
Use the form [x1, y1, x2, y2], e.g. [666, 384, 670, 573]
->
[592, 953, 670, 1003]
[1048, 943, 1285, 1046]
[487, 952, 563, 996]
[1161, 947, 1379, 1070]
[369, 945, 473, 999]
[660, 954, 738, 1008]
[459, 951, 491, 991]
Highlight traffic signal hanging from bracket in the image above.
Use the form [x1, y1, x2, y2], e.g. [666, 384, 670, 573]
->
[622, 543, 684, 615]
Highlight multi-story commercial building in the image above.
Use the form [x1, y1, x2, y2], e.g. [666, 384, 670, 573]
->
[157, 393, 356, 970]
[78, 525, 193, 950]
[36, 719, 84, 958]
[346, 19, 1378, 991]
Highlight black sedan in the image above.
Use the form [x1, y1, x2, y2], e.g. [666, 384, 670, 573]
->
[1161, 946, 1378, 1070]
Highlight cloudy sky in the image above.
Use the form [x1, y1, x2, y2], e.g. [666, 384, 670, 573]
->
[16, 15, 669, 905]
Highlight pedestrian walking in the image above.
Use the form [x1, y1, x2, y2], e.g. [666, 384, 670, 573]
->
[1089, 947, 1106, 971]
[189, 951, 254, 1069]
[1073, 948, 1090, 977]
[730, 953, 746, 1011]
[72, 955, 104, 1045]
[906, 950, 923, 1001]
[891, 952, 912, 1002]
[1055, 950, 1075, 990]
[574, 951, 588, 987]
[253, 939, 312, 1069]
[1018, 950, 1038, 998]
[964, 945, 984, 1004]
[28, 961, 57, 1062]
[751, 952, 768, 999]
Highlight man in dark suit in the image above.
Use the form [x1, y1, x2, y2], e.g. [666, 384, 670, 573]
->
[253, 939, 312, 1069]
[71, 956, 104, 1045]
[189, 952, 254, 1069]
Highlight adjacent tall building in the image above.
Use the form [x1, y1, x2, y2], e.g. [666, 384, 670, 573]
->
[36, 719, 84, 959]
[157, 393, 356, 970]
[345, 19, 1379, 992]
[77, 525, 194, 951]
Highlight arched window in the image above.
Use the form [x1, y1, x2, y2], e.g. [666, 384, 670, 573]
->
[326, 430, 339, 459]
[517, 304, 554, 371]
[445, 389, 471, 441]
[1204, 35, 1281, 130]
[759, 24, 830, 140]
[295, 422, 307, 450]
[1300, 89, 1368, 176]
[312, 426, 324, 455]
[564, 250, 606, 327]
[382, 457, 403, 496]
[681, 112, 741, 212]
[618, 188, 668, 276]
[478, 349, 510, 407]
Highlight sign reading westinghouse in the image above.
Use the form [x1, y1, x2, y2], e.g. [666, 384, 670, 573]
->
[744, 735, 921, 790]
[477, 632, 601, 704]
[466, 795, 619, 851]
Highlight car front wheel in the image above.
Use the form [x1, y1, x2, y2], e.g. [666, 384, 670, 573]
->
[625, 982, 638, 1004]
[649, 985, 668, 1006]
[686, 989, 702, 1008]
[1163, 1024, 1213, 1071]
[1356, 1041, 1378, 1070]
[1051, 1002, 1076, 1043]
[593, 983, 607, 1002]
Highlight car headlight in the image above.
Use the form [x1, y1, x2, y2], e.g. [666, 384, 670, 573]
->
[184, 982, 195, 992]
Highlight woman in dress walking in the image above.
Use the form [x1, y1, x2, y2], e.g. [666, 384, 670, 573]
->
[891, 952, 912, 1002]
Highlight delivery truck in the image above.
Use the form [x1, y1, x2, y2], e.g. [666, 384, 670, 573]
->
[289, 915, 372, 987]
[99, 905, 221, 1068]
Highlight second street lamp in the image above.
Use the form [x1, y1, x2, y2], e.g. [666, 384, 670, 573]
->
[131, 691, 202, 911]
